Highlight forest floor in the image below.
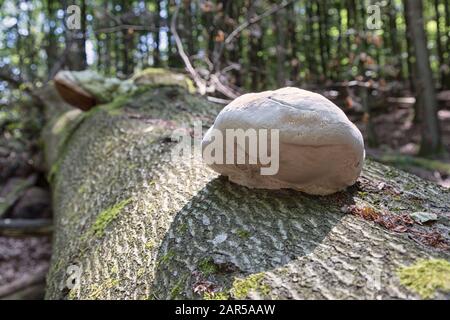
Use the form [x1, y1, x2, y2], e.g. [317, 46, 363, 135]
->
[350, 92, 450, 187]
[0, 87, 449, 299]
[0, 101, 52, 299]
[319, 86, 450, 187]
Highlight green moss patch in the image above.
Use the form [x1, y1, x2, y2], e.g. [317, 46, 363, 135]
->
[236, 229, 251, 239]
[373, 154, 450, 175]
[90, 198, 132, 238]
[397, 259, 450, 299]
[203, 291, 229, 300]
[170, 275, 188, 299]
[198, 258, 218, 276]
[131, 68, 195, 93]
[156, 249, 175, 267]
[230, 273, 270, 299]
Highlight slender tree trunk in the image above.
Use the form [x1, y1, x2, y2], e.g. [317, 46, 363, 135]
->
[45, 0, 58, 77]
[65, 0, 87, 70]
[433, 0, 444, 88]
[287, 1, 299, 83]
[272, 0, 286, 87]
[316, 1, 327, 81]
[183, 0, 195, 56]
[247, 2, 260, 91]
[346, 0, 356, 55]
[154, 0, 161, 66]
[121, 0, 134, 76]
[167, 1, 181, 67]
[388, 4, 402, 80]
[405, 0, 442, 156]
[444, 0, 450, 89]
[336, 1, 343, 81]
[104, 1, 112, 74]
[438, 0, 450, 89]
[404, 0, 416, 95]
[445, 0, 450, 55]
[305, 1, 317, 81]
[229, 0, 242, 87]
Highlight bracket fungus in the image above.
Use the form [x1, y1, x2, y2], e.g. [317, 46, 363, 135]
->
[54, 70, 98, 111]
[202, 87, 365, 195]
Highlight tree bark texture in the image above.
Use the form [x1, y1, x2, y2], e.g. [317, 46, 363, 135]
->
[40, 70, 450, 300]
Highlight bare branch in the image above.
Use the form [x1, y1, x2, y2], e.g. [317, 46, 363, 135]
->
[210, 73, 239, 99]
[94, 24, 157, 34]
[224, 0, 294, 45]
[213, 0, 294, 69]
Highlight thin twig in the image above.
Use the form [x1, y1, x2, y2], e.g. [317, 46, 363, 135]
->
[224, 0, 294, 45]
[0, 219, 53, 237]
[213, 0, 294, 69]
[206, 96, 232, 105]
[94, 24, 157, 34]
[210, 73, 239, 99]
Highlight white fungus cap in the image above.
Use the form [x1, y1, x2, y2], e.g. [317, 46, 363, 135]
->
[202, 87, 365, 195]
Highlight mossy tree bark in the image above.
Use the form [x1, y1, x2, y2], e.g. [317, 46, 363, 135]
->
[40, 73, 450, 300]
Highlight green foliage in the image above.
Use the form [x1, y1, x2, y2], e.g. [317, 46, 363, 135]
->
[236, 229, 251, 239]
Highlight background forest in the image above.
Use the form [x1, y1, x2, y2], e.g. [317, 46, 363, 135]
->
[1, 1, 450, 157]
[0, 0, 449, 299]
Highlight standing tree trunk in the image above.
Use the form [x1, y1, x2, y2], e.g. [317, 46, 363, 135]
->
[316, 1, 327, 81]
[272, 0, 286, 87]
[444, 0, 450, 89]
[433, 0, 445, 88]
[305, 1, 317, 81]
[335, 1, 343, 81]
[104, 1, 112, 74]
[229, 1, 242, 87]
[247, 2, 261, 91]
[404, 0, 416, 96]
[45, 0, 58, 77]
[405, 0, 442, 156]
[183, 0, 195, 57]
[121, 0, 134, 76]
[388, 4, 402, 80]
[65, 0, 87, 70]
[287, 1, 299, 84]
[154, 0, 161, 67]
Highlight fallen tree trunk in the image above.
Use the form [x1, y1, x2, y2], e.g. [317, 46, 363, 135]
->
[40, 70, 450, 300]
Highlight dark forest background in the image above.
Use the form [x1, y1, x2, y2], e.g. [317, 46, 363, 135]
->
[0, 0, 449, 171]
[1, 1, 450, 157]
[1, 0, 449, 89]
